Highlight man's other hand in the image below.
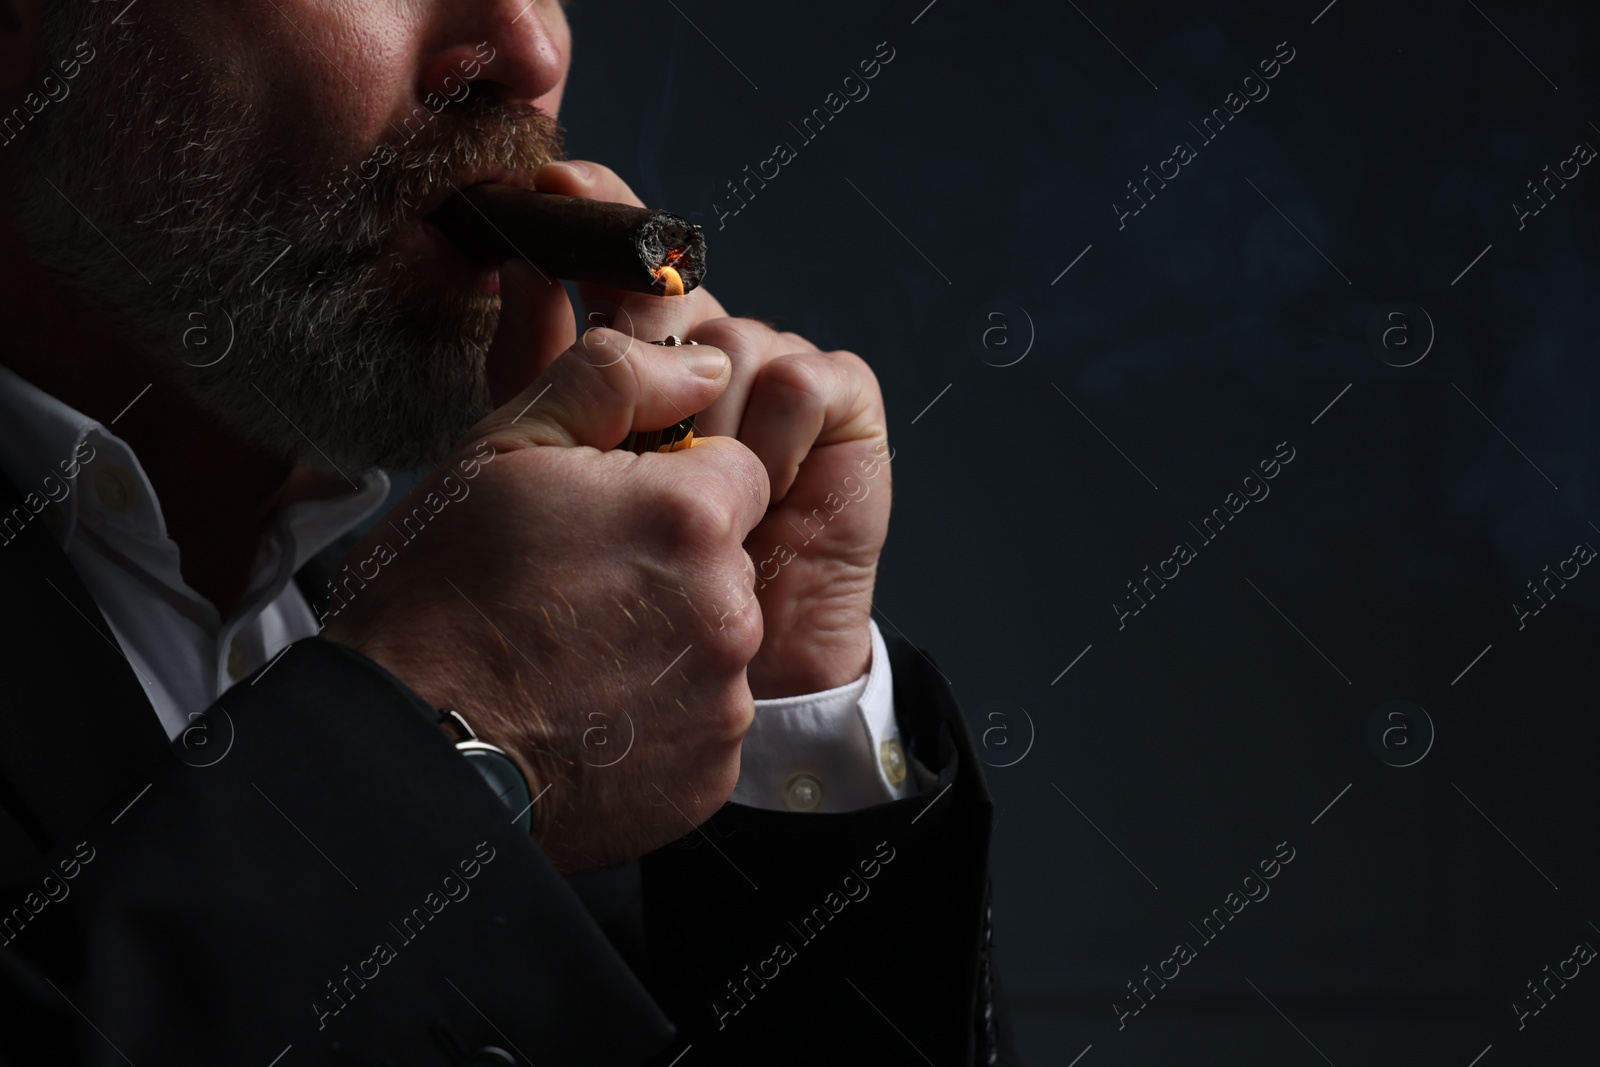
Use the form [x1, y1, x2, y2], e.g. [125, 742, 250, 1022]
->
[323, 313, 768, 873]
[533, 160, 893, 700]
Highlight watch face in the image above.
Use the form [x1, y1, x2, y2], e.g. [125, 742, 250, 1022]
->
[460, 745, 533, 832]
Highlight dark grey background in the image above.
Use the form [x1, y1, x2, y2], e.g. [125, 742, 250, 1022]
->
[553, 1, 1599, 1062]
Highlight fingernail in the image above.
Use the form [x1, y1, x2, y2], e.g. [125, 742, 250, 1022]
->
[682, 350, 728, 379]
[544, 160, 590, 181]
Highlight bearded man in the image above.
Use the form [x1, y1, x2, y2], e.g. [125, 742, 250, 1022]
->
[0, 2, 1016, 1064]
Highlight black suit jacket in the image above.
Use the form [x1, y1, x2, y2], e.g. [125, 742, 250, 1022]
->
[0, 471, 1019, 1066]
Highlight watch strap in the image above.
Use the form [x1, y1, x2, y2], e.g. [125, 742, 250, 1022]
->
[435, 708, 534, 833]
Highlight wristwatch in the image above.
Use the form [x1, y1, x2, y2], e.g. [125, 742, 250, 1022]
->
[436, 708, 533, 833]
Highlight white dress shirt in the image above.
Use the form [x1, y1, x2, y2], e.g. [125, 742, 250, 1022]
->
[0, 363, 911, 813]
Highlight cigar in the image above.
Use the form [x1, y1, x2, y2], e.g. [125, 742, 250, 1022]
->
[427, 183, 707, 296]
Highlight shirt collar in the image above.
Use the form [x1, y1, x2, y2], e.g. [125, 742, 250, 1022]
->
[0, 362, 389, 591]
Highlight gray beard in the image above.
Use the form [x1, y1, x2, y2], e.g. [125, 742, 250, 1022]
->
[6, 5, 563, 472]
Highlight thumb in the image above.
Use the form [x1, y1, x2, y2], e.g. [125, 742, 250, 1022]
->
[485, 259, 577, 409]
[484, 329, 731, 450]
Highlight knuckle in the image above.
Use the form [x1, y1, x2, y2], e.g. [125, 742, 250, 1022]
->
[653, 483, 737, 547]
[831, 348, 881, 393]
[708, 584, 762, 663]
[828, 349, 886, 421]
[720, 439, 772, 518]
[759, 354, 828, 405]
[574, 326, 637, 370]
[690, 316, 771, 359]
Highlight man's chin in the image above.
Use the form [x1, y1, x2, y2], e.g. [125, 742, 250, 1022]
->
[260, 393, 491, 477]
[177, 312, 497, 476]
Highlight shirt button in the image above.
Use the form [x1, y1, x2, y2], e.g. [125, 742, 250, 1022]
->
[92, 467, 137, 512]
[226, 639, 246, 680]
[784, 773, 823, 812]
[879, 738, 907, 787]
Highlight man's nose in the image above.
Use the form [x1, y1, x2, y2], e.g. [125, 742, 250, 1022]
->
[417, 0, 566, 107]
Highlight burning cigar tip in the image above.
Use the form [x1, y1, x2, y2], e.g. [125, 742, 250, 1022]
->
[428, 184, 707, 297]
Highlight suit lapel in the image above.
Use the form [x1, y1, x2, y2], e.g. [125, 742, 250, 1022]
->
[0, 471, 168, 871]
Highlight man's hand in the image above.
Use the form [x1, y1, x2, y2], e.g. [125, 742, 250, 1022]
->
[532, 161, 893, 698]
[322, 305, 771, 873]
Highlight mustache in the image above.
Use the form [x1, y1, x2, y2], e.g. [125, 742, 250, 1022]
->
[292, 93, 567, 264]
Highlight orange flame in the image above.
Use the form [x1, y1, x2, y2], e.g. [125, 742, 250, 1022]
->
[656, 429, 700, 452]
[655, 264, 685, 297]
